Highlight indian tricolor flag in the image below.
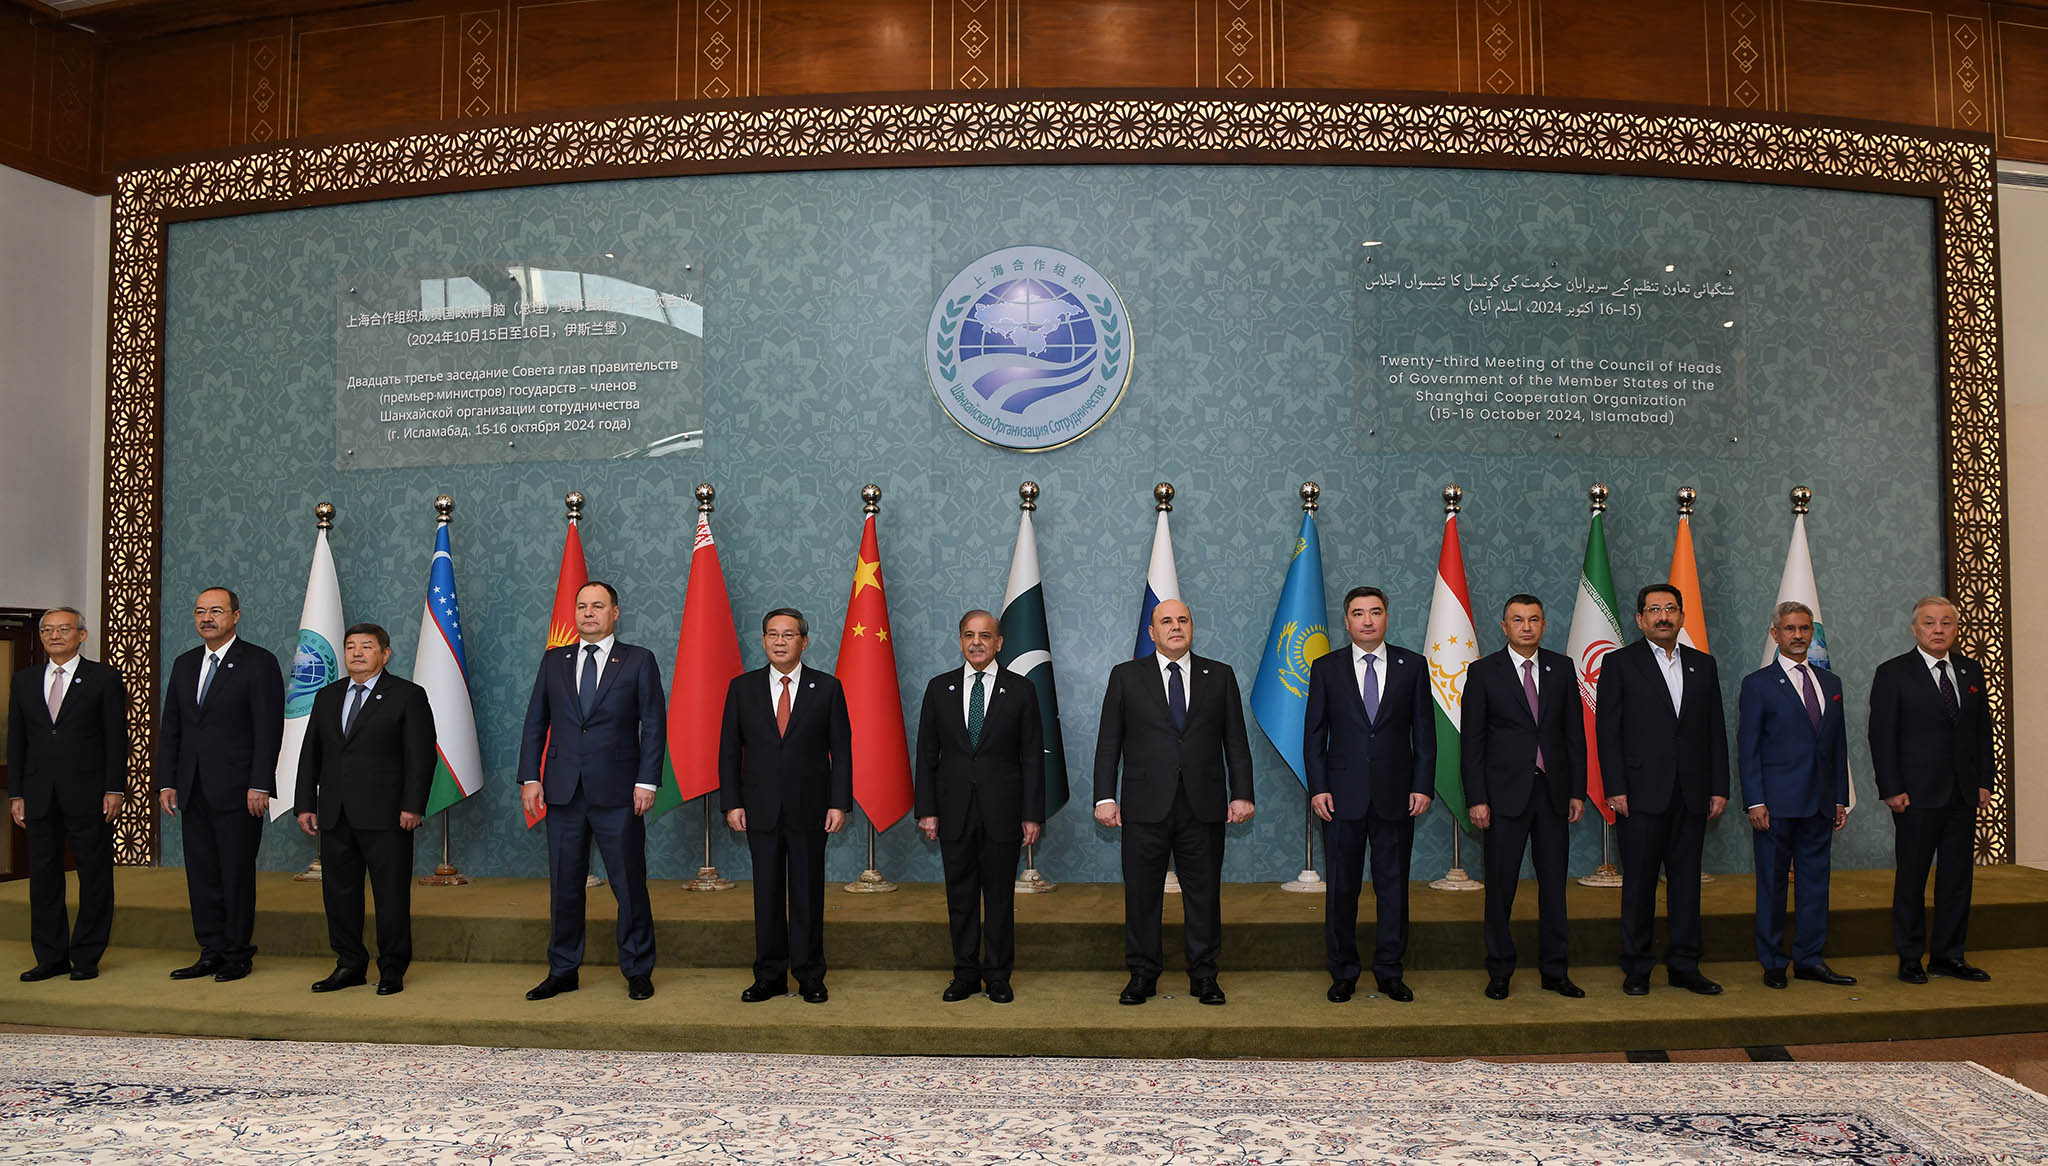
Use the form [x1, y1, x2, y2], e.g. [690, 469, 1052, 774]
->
[1567, 510, 1625, 824]
[416, 518, 484, 817]
[1669, 508, 1711, 653]
[1424, 509, 1479, 831]
[528, 516, 587, 827]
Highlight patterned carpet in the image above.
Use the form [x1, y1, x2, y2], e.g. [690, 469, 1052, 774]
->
[3, 1035, 2047, 1164]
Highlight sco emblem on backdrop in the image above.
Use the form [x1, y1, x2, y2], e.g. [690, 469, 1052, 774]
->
[927, 246, 1131, 452]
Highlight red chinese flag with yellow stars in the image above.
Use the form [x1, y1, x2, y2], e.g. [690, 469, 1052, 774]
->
[529, 518, 587, 828]
[836, 513, 914, 831]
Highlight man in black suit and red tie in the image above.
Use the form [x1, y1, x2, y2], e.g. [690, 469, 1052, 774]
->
[1596, 582, 1729, 997]
[1094, 599, 1255, 1007]
[914, 610, 1045, 1004]
[719, 607, 853, 1005]
[7, 607, 128, 982]
[1304, 586, 1434, 1004]
[157, 587, 285, 983]
[1869, 595, 1995, 984]
[1462, 594, 1586, 1000]
[292, 622, 437, 996]
[517, 581, 666, 1003]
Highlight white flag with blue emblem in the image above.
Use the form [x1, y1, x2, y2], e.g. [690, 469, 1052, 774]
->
[275, 527, 344, 820]
[1761, 509, 1855, 810]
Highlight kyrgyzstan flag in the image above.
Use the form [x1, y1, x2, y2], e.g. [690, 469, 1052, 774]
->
[836, 508, 914, 832]
[529, 516, 587, 827]
[652, 507, 742, 820]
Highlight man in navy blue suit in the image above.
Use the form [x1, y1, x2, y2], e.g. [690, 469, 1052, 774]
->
[517, 580, 667, 1002]
[1738, 601, 1855, 990]
[1303, 586, 1434, 1004]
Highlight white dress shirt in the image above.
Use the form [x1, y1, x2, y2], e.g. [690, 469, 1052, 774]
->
[1156, 650, 1192, 704]
[340, 670, 382, 732]
[1651, 642, 1684, 715]
[1507, 646, 1541, 695]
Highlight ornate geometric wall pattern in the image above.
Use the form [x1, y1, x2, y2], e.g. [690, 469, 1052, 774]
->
[101, 92, 2008, 865]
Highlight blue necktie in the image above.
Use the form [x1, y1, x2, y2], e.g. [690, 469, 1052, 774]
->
[579, 644, 600, 717]
[1361, 653, 1380, 722]
[968, 671, 986, 746]
[197, 652, 220, 709]
[344, 683, 367, 736]
[1166, 660, 1186, 730]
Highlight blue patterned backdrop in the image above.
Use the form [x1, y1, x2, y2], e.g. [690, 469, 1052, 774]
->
[159, 164, 1939, 885]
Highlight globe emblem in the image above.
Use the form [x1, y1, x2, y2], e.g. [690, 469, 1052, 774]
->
[286, 631, 338, 717]
[958, 278, 1100, 414]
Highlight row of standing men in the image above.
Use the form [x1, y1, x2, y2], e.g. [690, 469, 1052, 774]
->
[7, 581, 1994, 1005]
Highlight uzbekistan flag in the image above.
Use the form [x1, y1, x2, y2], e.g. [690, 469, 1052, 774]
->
[417, 519, 484, 817]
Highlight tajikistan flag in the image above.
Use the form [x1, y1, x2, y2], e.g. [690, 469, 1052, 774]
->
[276, 524, 344, 820]
[415, 518, 484, 816]
[1424, 509, 1479, 831]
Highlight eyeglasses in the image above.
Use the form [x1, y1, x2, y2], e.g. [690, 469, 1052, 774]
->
[1642, 604, 1681, 616]
[764, 630, 804, 642]
[194, 607, 231, 617]
[39, 624, 81, 635]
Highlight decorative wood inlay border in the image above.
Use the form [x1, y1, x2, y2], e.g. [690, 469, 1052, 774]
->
[460, 9, 503, 120]
[98, 92, 2010, 864]
[243, 33, 287, 144]
[1947, 13, 1988, 133]
[695, 0, 746, 99]
[1475, 0, 1530, 95]
[1722, 0, 1775, 110]
[946, 0, 1010, 91]
[1209, 0, 1270, 89]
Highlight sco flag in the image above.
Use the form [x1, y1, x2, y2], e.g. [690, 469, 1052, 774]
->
[275, 526, 344, 820]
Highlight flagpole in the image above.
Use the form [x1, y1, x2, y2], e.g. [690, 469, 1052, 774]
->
[1676, 485, 1717, 886]
[1149, 482, 1182, 899]
[1427, 485, 1480, 892]
[1576, 483, 1625, 889]
[845, 484, 901, 894]
[1011, 480, 1059, 896]
[291, 500, 335, 885]
[416, 494, 475, 886]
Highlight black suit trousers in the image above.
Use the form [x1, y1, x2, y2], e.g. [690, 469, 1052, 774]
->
[319, 809, 416, 976]
[25, 807, 115, 970]
[1617, 806, 1706, 975]
[543, 786, 654, 977]
[747, 821, 829, 984]
[1122, 783, 1225, 981]
[1752, 811, 1834, 969]
[1481, 785, 1571, 980]
[939, 785, 1022, 982]
[179, 779, 263, 962]
[1323, 810, 1415, 981]
[1891, 797, 1976, 963]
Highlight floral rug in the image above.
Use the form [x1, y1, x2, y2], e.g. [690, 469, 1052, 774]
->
[3, 1035, 2045, 1163]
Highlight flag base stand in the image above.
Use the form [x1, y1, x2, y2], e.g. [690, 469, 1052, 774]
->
[419, 862, 469, 887]
[1429, 867, 1482, 891]
[292, 859, 322, 883]
[1282, 870, 1324, 893]
[685, 866, 734, 892]
[1015, 867, 1056, 894]
[585, 874, 605, 888]
[845, 868, 898, 893]
[1578, 863, 1624, 888]
[1700, 872, 1717, 884]
[1163, 870, 1182, 895]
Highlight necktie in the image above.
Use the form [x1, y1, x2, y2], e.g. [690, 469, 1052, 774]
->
[1523, 658, 1544, 772]
[579, 644, 600, 717]
[47, 665, 66, 721]
[1937, 659, 1959, 721]
[968, 671, 986, 746]
[1166, 660, 1187, 730]
[1361, 654, 1380, 722]
[198, 652, 220, 709]
[776, 675, 793, 736]
[1797, 663, 1823, 733]
[344, 683, 368, 735]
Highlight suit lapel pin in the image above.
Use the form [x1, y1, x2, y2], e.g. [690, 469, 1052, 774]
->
[807, 681, 816, 689]
[948, 685, 957, 693]
[225, 662, 235, 669]
[998, 687, 1006, 695]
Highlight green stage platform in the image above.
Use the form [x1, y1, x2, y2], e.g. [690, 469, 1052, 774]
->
[3, 866, 2046, 1057]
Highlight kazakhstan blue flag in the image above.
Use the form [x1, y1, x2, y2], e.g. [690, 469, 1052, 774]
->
[1249, 510, 1329, 787]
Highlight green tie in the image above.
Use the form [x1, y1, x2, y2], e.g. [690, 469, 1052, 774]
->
[968, 671, 986, 746]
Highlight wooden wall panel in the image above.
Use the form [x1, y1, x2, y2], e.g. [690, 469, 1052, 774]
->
[1538, 0, 1714, 105]
[1279, 0, 1463, 91]
[938, 0, 1012, 89]
[1020, 0, 1200, 87]
[1996, 12, 2048, 147]
[1781, 0, 1939, 124]
[456, 9, 507, 120]
[0, 9, 101, 189]
[44, 27, 97, 169]
[513, 0, 682, 112]
[101, 31, 236, 174]
[1944, 10, 1990, 132]
[0, 9, 36, 154]
[756, 0, 929, 95]
[293, 14, 448, 137]
[1716, 0, 1779, 110]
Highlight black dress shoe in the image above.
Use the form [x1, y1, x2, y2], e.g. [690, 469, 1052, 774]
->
[799, 980, 828, 1004]
[213, 961, 252, 983]
[1376, 977, 1413, 1003]
[526, 972, 579, 1000]
[19, 961, 70, 983]
[942, 977, 982, 1002]
[311, 967, 367, 993]
[1762, 967, 1788, 989]
[1667, 968, 1722, 995]
[169, 957, 222, 980]
[1794, 962, 1857, 986]
[1484, 977, 1510, 1000]
[1191, 977, 1226, 1006]
[376, 977, 404, 995]
[986, 981, 1014, 1004]
[1541, 975, 1585, 999]
[1622, 974, 1650, 996]
[1928, 959, 1991, 982]
[741, 978, 788, 1002]
[1898, 960, 1929, 984]
[1118, 974, 1157, 1005]
[627, 974, 654, 1000]
[68, 967, 98, 981]
[1327, 978, 1356, 1003]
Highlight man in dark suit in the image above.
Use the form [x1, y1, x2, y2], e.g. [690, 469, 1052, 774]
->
[157, 586, 284, 983]
[1094, 599, 1255, 1007]
[719, 607, 853, 1004]
[7, 607, 128, 982]
[291, 622, 436, 996]
[1304, 586, 1434, 1004]
[1462, 594, 1586, 1000]
[914, 609, 1045, 1004]
[517, 580, 666, 1002]
[1596, 582, 1729, 996]
[1739, 601, 1855, 990]
[1869, 595, 1995, 984]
